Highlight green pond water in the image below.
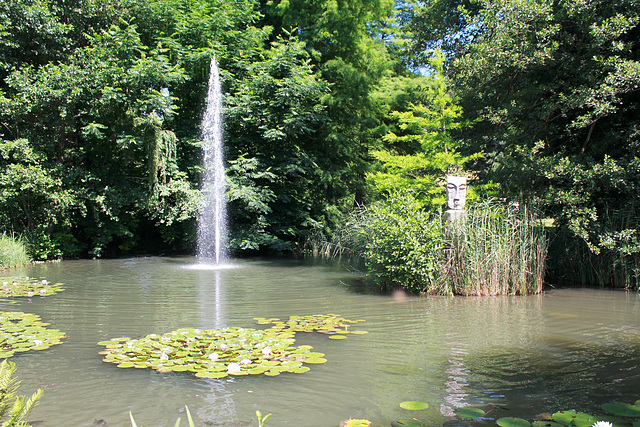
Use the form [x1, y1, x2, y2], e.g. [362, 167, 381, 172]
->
[2, 256, 639, 426]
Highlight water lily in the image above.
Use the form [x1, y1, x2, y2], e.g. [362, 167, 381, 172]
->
[40, 289, 46, 294]
[208, 353, 219, 361]
[42, 280, 48, 284]
[27, 291, 33, 297]
[591, 422, 613, 427]
[240, 358, 251, 365]
[227, 363, 241, 373]
[262, 346, 272, 356]
[33, 340, 43, 346]
[160, 353, 169, 361]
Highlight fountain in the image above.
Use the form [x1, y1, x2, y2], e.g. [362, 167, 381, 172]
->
[197, 58, 228, 265]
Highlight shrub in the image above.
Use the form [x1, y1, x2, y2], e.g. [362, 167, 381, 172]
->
[345, 191, 444, 293]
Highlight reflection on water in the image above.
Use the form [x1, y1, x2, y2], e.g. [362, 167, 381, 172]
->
[1, 258, 639, 426]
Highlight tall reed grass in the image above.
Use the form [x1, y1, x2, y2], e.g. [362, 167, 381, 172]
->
[0, 233, 31, 269]
[439, 202, 548, 295]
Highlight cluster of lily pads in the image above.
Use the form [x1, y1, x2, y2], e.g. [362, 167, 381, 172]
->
[0, 311, 67, 358]
[99, 314, 367, 379]
[343, 400, 640, 427]
[0, 276, 64, 298]
[451, 400, 640, 427]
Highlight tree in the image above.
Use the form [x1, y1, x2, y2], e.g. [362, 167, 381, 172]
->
[367, 51, 480, 204]
[427, 0, 640, 285]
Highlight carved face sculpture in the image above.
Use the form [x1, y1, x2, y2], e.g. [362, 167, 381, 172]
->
[446, 176, 467, 210]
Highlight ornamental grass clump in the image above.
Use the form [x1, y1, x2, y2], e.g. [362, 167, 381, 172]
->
[440, 201, 548, 295]
[0, 234, 30, 269]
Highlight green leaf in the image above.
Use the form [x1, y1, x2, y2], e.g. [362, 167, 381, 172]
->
[497, 417, 531, 427]
[399, 401, 429, 411]
[603, 403, 640, 418]
[454, 407, 486, 418]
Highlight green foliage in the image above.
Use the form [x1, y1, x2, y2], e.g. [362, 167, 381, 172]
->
[0, 360, 43, 427]
[0, 235, 29, 269]
[335, 192, 546, 295]
[368, 51, 482, 205]
[436, 0, 640, 281]
[225, 35, 330, 253]
[342, 191, 444, 293]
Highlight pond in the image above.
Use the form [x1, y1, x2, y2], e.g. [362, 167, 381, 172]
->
[2, 256, 640, 426]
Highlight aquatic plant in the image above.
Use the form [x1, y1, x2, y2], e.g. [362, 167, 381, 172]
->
[0, 277, 64, 298]
[0, 360, 43, 427]
[254, 314, 367, 338]
[99, 314, 367, 378]
[256, 410, 271, 427]
[439, 201, 548, 295]
[0, 312, 67, 358]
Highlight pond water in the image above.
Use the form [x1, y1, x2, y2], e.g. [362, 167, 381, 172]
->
[2, 256, 640, 427]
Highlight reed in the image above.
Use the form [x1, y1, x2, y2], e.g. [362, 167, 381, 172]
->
[439, 201, 548, 295]
[0, 233, 30, 269]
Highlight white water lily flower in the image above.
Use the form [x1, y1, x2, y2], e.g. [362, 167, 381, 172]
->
[42, 280, 47, 284]
[27, 291, 33, 297]
[220, 343, 228, 350]
[261, 347, 272, 356]
[227, 363, 241, 373]
[160, 353, 169, 361]
[40, 289, 46, 294]
[33, 340, 43, 346]
[591, 422, 613, 427]
[2, 282, 7, 286]
[208, 353, 219, 361]
[240, 358, 251, 365]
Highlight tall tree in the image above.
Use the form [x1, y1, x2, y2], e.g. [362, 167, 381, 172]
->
[413, 0, 640, 283]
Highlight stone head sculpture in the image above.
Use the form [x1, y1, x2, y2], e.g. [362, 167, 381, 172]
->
[446, 176, 467, 210]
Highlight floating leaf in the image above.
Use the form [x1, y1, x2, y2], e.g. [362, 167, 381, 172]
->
[304, 358, 327, 364]
[603, 403, 640, 418]
[329, 335, 348, 340]
[497, 417, 531, 427]
[399, 401, 429, 411]
[552, 411, 585, 426]
[0, 311, 67, 358]
[0, 277, 64, 298]
[391, 421, 422, 427]
[454, 407, 486, 419]
[532, 421, 564, 427]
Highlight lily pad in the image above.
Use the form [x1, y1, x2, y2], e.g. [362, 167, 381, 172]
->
[0, 311, 67, 357]
[391, 421, 423, 427]
[0, 277, 64, 298]
[603, 403, 640, 418]
[454, 407, 486, 419]
[497, 417, 531, 427]
[399, 401, 429, 411]
[532, 421, 564, 427]
[551, 411, 597, 426]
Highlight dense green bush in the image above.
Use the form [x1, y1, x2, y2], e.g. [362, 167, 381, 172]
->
[339, 191, 444, 293]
